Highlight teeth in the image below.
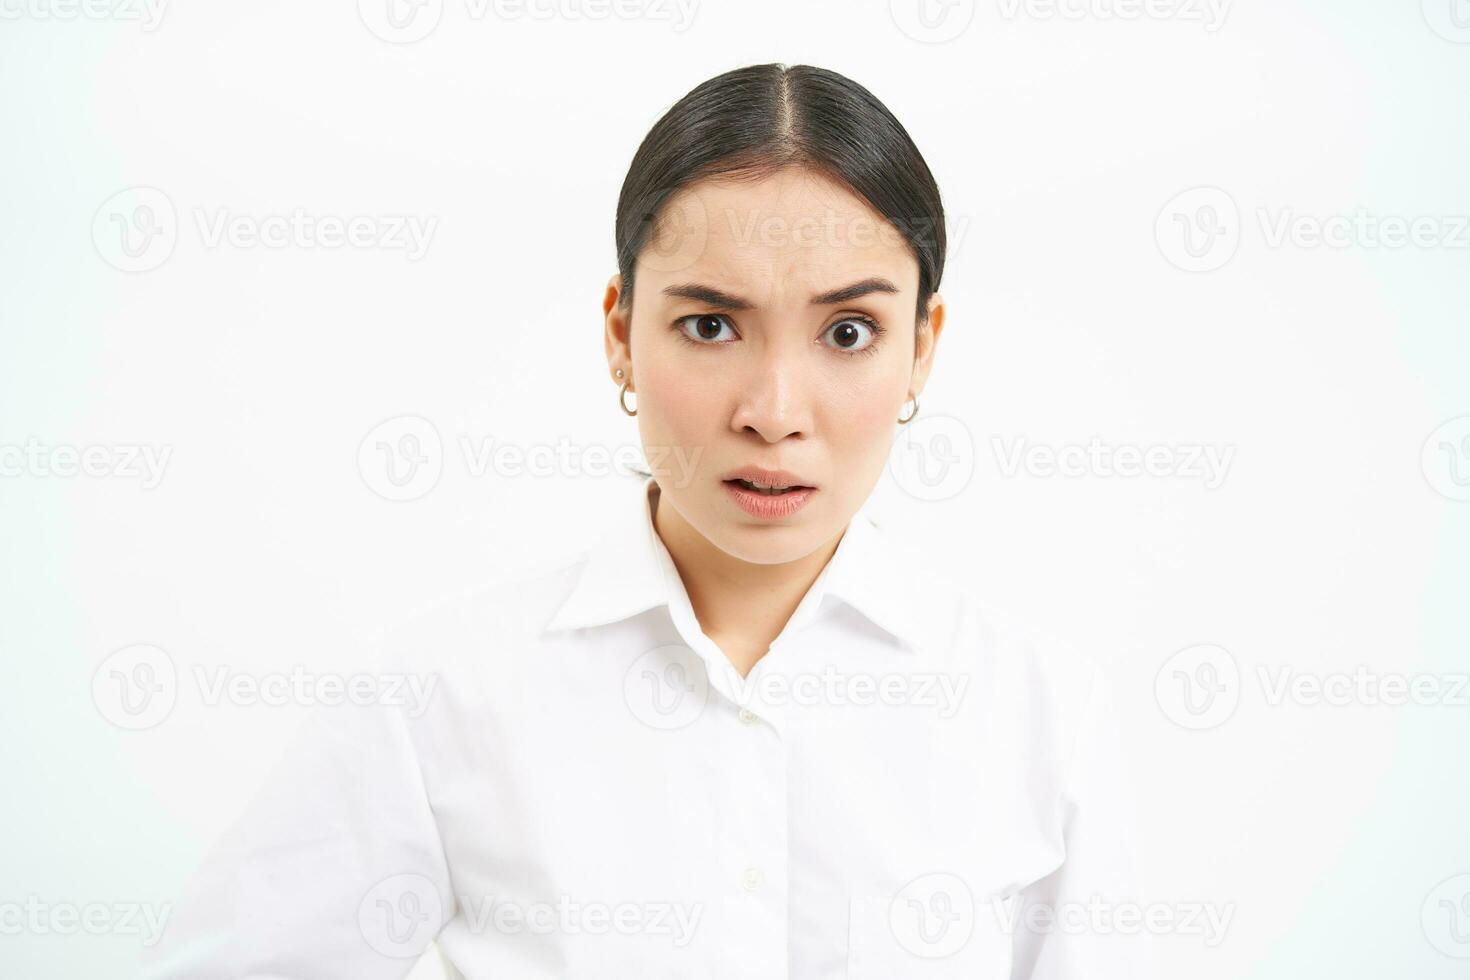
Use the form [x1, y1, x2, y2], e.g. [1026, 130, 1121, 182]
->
[737, 478, 794, 495]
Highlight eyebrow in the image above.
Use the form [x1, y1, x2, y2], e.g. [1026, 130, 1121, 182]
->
[660, 276, 900, 311]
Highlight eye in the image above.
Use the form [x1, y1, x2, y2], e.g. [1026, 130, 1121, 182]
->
[674, 313, 739, 345]
[822, 315, 883, 354]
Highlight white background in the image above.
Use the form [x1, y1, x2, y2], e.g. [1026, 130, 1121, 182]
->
[2, 0, 1468, 976]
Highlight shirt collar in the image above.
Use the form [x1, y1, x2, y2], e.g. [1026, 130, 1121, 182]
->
[543, 476, 934, 653]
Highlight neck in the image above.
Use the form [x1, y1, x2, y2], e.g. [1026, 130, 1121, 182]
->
[650, 481, 841, 677]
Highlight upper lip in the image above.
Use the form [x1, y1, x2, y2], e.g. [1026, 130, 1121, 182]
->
[722, 466, 817, 489]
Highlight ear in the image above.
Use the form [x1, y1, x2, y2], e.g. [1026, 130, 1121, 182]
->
[603, 272, 632, 386]
[909, 292, 946, 397]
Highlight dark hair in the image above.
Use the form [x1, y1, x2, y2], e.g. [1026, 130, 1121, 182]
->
[614, 63, 946, 332]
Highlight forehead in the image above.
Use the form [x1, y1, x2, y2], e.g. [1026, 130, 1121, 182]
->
[640, 168, 919, 304]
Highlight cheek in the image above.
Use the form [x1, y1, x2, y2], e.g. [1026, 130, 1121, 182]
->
[818, 372, 906, 457]
[635, 354, 717, 438]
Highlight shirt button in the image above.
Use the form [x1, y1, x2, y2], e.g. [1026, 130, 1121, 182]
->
[740, 866, 764, 891]
[737, 707, 758, 725]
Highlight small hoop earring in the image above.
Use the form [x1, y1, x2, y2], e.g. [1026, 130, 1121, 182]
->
[619, 382, 637, 417]
[898, 394, 919, 425]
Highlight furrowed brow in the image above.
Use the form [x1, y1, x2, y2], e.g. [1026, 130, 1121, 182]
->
[660, 283, 754, 311]
[660, 276, 900, 311]
[809, 277, 900, 305]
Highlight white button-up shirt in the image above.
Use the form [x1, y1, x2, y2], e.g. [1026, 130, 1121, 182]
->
[145, 476, 1146, 979]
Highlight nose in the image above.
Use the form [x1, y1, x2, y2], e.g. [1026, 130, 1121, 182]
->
[729, 346, 813, 443]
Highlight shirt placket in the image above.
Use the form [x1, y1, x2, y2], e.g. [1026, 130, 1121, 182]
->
[663, 600, 792, 979]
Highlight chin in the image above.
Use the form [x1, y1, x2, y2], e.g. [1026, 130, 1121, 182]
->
[714, 514, 832, 565]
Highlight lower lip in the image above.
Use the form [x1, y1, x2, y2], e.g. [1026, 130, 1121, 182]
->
[723, 480, 816, 519]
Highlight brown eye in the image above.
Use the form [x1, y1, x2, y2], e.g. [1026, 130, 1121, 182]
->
[822, 316, 880, 352]
[675, 314, 737, 344]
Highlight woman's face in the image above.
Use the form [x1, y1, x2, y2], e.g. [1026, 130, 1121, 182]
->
[604, 167, 944, 565]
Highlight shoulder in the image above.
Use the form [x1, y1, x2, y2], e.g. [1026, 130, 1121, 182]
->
[378, 545, 593, 668]
[864, 517, 1099, 693]
[882, 526, 1107, 754]
[982, 611, 1114, 783]
[877, 519, 1104, 701]
[974, 603, 1104, 708]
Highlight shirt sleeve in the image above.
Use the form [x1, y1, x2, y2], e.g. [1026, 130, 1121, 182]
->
[1010, 663, 1155, 980]
[140, 686, 453, 979]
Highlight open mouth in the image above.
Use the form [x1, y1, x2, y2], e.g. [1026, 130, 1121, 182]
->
[724, 478, 812, 496]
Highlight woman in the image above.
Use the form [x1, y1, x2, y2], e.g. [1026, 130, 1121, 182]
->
[147, 64, 1144, 979]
